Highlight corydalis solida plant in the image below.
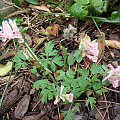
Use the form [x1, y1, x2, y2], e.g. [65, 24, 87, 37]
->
[0, 19, 24, 43]
[103, 64, 120, 88]
[0, 19, 51, 73]
[79, 34, 99, 62]
[54, 85, 73, 105]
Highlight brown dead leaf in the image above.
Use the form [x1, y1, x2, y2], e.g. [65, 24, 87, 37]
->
[52, 113, 65, 120]
[6, 9, 28, 18]
[47, 24, 60, 37]
[56, 0, 61, 1]
[14, 94, 30, 119]
[0, 89, 18, 114]
[95, 110, 107, 120]
[34, 37, 47, 49]
[105, 40, 120, 50]
[0, 75, 14, 84]
[22, 113, 46, 120]
[54, 7, 63, 12]
[2, 89, 18, 107]
[29, 5, 50, 12]
[96, 33, 105, 62]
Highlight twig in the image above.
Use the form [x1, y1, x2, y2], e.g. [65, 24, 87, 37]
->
[102, 93, 110, 120]
[75, 100, 120, 105]
[32, 100, 41, 111]
[38, 103, 64, 120]
[91, 14, 102, 35]
[6, 9, 28, 18]
[102, 86, 120, 93]
[0, 66, 13, 107]
[94, 105, 105, 120]
[2, 0, 21, 10]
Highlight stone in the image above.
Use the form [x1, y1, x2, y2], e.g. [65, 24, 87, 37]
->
[0, 0, 25, 17]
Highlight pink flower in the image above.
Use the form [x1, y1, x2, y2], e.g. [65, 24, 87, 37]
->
[84, 40, 99, 62]
[103, 64, 120, 88]
[0, 19, 24, 43]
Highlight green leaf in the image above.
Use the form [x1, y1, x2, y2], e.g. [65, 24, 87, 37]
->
[66, 70, 75, 79]
[31, 66, 39, 76]
[55, 70, 66, 80]
[12, 0, 20, 7]
[76, 0, 89, 5]
[72, 88, 81, 98]
[90, 64, 104, 74]
[89, 0, 103, 14]
[74, 50, 84, 63]
[0, 62, 13, 76]
[68, 3, 89, 19]
[33, 79, 49, 90]
[62, 110, 74, 120]
[13, 56, 21, 63]
[16, 18, 24, 25]
[44, 41, 57, 57]
[96, 88, 108, 95]
[102, 0, 109, 12]
[67, 53, 75, 66]
[85, 97, 96, 109]
[110, 10, 120, 20]
[53, 56, 63, 66]
[40, 90, 48, 104]
[79, 68, 89, 78]
[102, 65, 109, 72]
[26, 0, 39, 5]
[92, 83, 102, 91]
[48, 91, 54, 100]
[50, 62, 56, 72]
[51, 83, 56, 92]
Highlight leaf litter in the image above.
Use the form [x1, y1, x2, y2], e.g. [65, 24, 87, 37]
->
[0, 1, 120, 120]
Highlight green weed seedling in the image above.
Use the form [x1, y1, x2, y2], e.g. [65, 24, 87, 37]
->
[13, 41, 109, 119]
[32, 41, 109, 119]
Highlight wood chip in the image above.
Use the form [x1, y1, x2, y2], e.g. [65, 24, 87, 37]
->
[105, 40, 120, 50]
[14, 94, 30, 119]
[29, 5, 50, 12]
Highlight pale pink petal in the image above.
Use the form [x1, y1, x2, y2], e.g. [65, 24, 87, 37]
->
[60, 95, 66, 102]
[54, 96, 59, 105]
[60, 85, 64, 95]
[108, 78, 120, 88]
[86, 54, 98, 62]
[9, 19, 24, 43]
[0, 19, 24, 43]
[3, 21, 14, 40]
[65, 93, 73, 102]
[103, 65, 120, 88]
[83, 40, 99, 62]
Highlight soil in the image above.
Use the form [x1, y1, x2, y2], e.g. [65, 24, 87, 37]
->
[0, 1, 120, 120]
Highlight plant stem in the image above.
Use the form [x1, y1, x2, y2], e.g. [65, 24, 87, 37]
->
[0, 65, 13, 107]
[23, 41, 51, 73]
[90, 14, 102, 35]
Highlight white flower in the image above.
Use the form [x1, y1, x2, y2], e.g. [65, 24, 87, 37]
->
[65, 93, 73, 102]
[54, 85, 73, 105]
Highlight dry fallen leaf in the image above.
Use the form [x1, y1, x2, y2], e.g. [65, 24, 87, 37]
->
[96, 33, 105, 62]
[105, 40, 120, 50]
[0, 61, 13, 76]
[47, 24, 60, 37]
[14, 94, 30, 119]
[34, 37, 47, 49]
[29, 5, 50, 12]
[0, 75, 14, 84]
